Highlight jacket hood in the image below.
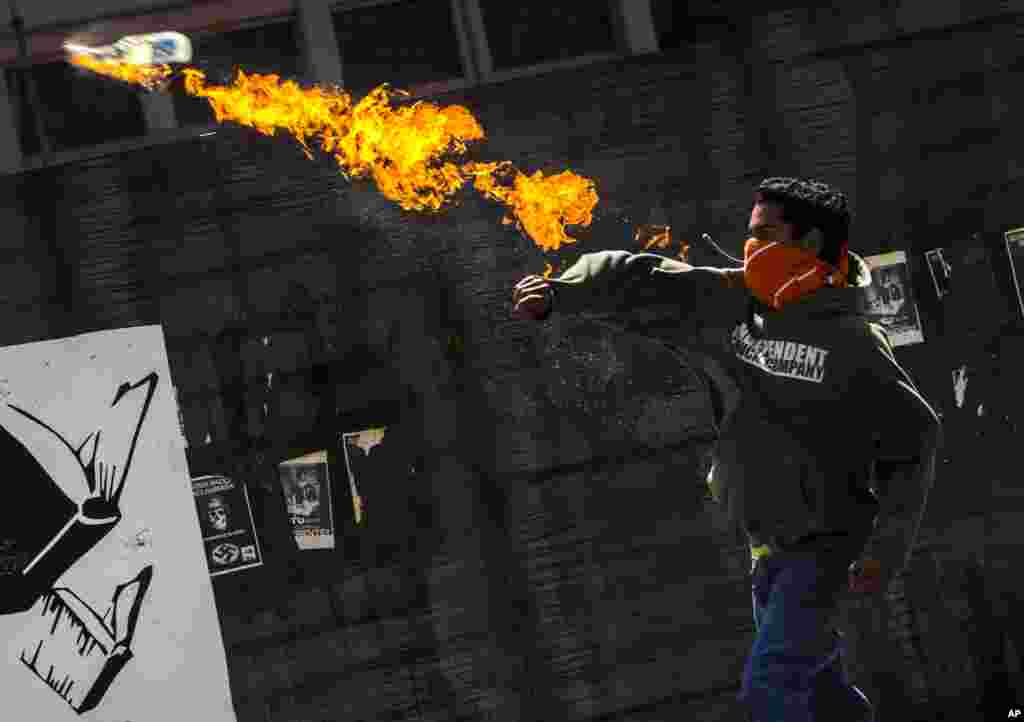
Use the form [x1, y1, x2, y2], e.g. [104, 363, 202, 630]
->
[765, 251, 873, 322]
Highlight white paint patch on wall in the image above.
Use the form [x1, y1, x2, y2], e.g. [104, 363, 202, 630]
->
[952, 365, 968, 409]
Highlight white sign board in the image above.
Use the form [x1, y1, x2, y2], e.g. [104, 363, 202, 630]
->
[0, 325, 236, 721]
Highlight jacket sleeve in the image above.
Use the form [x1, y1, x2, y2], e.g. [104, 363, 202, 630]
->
[862, 324, 940, 463]
[545, 250, 747, 323]
[855, 323, 942, 576]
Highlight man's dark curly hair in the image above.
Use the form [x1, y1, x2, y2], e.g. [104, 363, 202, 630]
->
[754, 177, 852, 267]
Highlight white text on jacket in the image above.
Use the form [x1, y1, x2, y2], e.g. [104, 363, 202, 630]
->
[731, 324, 829, 383]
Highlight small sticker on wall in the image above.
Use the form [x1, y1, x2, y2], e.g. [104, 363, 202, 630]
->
[192, 475, 264, 576]
[278, 451, 335, 550]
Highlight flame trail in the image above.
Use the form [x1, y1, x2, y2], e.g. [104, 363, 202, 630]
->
[635, 224, 689, 261]
[637, 224, 672, 250]
[67, 54, 172, 90]
[68, 54, 611, 257]
[182, 70, 485, 214]
[465, 161, 597, 252]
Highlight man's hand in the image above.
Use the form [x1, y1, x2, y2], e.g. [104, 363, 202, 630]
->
[512, 275, 553, 321]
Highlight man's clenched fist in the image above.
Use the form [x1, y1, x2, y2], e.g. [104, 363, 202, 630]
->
[512, 275, 553, 321]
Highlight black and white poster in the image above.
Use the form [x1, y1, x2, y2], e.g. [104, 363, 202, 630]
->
[339, 427, 388, 526]
[0, 326, 235, 721]
[1004, 226, 1024, 319]
[859, 250, 925, 346]
[278, 451, 334, 550]
[191, 475, 263, 577]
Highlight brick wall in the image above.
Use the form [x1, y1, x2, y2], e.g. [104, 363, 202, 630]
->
[1, 2, 1024, 720]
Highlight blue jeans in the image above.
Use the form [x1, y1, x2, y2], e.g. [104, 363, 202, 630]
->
[738, 546, 875, 722]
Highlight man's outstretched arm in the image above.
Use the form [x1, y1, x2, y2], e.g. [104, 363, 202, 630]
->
[512, 250, 745, 321]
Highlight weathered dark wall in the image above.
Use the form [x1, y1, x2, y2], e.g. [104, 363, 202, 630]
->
[2, 1, 1024, 720]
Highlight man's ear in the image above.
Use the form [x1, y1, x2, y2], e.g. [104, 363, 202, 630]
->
[798, 227, 826, 254]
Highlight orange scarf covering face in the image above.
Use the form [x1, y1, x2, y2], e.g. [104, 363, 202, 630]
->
[743, 238, 849, 310]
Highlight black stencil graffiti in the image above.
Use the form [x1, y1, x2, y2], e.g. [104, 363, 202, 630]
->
[19, 565, 153, 714]
[0, 372, 158, 715]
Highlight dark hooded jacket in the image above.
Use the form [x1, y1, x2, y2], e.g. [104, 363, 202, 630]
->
[545, 249, 936, 555]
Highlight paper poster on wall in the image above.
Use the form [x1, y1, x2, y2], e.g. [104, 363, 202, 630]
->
[192, 475, 263, 576]
[1004, 227, 1024, 318]
[339, 427, 388, 526]
[859, 250, 925, 346]
[278, 451, 334, 550]
[0, 325, 235, 721]
[924, 248, 952, 299]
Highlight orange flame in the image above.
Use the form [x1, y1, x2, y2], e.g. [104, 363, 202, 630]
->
[634, 224, 690, 260]
[68, 53, 173, 90]
[324, 84, 484, 212]
[465, 161, 598, 252]
[72, 60, 600, 250]
[183, 70, 484, 213]
[636, 224, 671, 250]
[182, 68, 353, 159]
